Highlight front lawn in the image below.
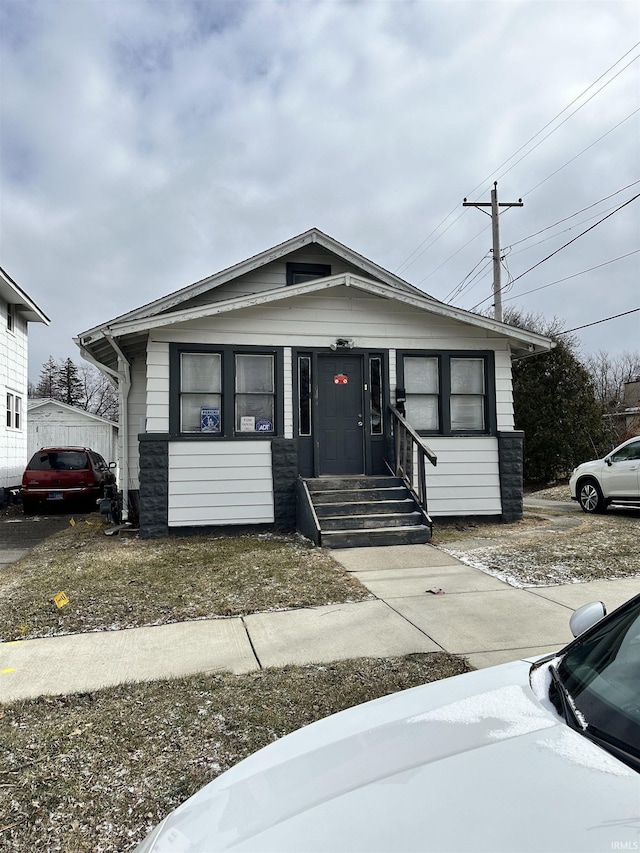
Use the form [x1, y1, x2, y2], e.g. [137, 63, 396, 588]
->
[0, 519, 371, 641]
[1, 653, 471, 852]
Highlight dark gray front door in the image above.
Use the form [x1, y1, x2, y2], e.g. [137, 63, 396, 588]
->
[318, 355, 364, 475]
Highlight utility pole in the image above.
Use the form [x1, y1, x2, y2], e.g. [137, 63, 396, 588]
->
[463, 182, 523, 322]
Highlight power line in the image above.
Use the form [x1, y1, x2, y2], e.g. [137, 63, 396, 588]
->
[470, 193, 640, 310]
[416, 220, 489, 285]
[506, 200, 630, 258]
[394, 42, 640, 279]
[494, 56, 640, 187]
[445, 255, 492, 302]
[523, 108, 640, 197]
[507, 180, 640, 250]
[557, 307, 640, 336]
[501, 250, 640, 302]
[477, 42, 640, 197]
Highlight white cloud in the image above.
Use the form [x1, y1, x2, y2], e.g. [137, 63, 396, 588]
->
[0, 0, 638, 377]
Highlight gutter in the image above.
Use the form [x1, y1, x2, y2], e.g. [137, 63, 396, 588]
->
[76, 334, 131, 522]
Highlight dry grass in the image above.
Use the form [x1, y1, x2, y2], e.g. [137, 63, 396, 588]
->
[433, 507, 640, 587]
[0, 653, 471, 852]
[0, 519, 371, 642]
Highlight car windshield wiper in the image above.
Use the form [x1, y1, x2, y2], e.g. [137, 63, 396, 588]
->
[549, 664, 586, 731]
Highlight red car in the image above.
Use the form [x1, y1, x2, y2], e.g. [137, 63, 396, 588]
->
[21, 447, 116, 514]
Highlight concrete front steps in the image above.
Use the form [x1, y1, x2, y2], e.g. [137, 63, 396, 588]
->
[302, 476, 432, 548]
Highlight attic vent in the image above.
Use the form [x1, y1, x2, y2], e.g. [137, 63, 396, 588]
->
[286, 263, 331, 286]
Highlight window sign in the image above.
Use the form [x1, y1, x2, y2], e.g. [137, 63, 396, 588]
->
[240, 416, 256, 432]
[256, 419, 273, 432]
[200, 406, 221, 433]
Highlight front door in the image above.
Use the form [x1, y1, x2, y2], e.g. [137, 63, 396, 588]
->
[318, 355, 364, 475]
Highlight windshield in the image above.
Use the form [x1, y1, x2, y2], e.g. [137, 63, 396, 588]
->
[556, 600, 640, 765]
[27, 451, 89, 471]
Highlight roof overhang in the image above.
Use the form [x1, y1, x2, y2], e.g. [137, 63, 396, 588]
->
[0, 267, 49, 324]
[77, 273, 553, 359]
[77, 228, 426, 336]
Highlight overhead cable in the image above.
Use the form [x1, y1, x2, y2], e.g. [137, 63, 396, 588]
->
[470, 193, 640, 310]
[501, 250, 640, 303]
[557, 307, 640, 335]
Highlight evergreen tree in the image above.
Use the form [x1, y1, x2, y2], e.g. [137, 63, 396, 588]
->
[33, 356, 60, 399]
[31, 356, 118, 420]
[56, 357, 83, 407]
[505, 309, 611, 484]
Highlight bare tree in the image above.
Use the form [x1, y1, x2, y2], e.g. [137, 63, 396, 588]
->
[77, 362, 119, 420]
[584, 350, 640, 412]
[30, 357, 118, 421]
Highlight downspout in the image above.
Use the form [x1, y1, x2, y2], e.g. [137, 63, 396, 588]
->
[77, 334, 131, 522]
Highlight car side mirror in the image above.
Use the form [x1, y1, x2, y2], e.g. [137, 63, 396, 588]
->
[605, 457, 613, 466]
[570, 601, 606, 637]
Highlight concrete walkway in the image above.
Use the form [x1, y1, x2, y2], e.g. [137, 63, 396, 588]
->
[1, 539, 638, 704]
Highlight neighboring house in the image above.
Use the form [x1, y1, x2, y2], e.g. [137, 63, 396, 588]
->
[0, 267, 50, 506]
[27, 399, 119, 466]
[75, 229, 553, 542]
[608, 378, 640, 441]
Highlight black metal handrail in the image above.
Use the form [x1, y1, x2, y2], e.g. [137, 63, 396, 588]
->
[389, 405, 437, 520]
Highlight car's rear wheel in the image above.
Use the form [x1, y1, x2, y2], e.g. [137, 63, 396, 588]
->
[577, 479, 606, 513]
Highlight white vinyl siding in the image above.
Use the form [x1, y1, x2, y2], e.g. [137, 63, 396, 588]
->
[146, 340, 170, 433]
[1, 297, 29, 490]
[495, 349, 515, 430]
[168, 441, 274, 526]
[134, 284, 521, 525]
[424, 437, 502, 516]
[150, 287, 512, 351]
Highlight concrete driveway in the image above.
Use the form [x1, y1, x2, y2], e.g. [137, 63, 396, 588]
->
[0, 507, 77, 570]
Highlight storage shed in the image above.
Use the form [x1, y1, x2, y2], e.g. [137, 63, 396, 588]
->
[27, 399, 118, 466]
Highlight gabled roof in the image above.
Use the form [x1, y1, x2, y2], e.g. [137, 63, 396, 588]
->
[78, 228, 425, 340]
[76, 230, 553, 359]
[28, 398, 118, 427]
[0, 266, 49, 324]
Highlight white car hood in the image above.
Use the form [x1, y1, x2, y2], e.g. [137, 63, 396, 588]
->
[143, 660, 639, 852]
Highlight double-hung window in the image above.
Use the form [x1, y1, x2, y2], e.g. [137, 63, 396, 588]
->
[180, 353, 222, 433]
[235, 354, 275, 433]
[450, 357, 485, 431]
[404, 356, 439, 431]
[6, 393, 21, 429]
[173, 346, 280, 437]
[400, 352, 492, 435]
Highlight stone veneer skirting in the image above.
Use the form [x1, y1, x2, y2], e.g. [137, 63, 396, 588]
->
[138, 433, 169, 538]
[498, 431, 524, 522]
[271, 438, 298, 530]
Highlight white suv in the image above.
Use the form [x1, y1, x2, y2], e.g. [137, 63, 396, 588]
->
[569, 436, 640, 513]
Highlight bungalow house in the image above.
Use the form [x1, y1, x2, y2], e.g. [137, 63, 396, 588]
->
[1, 267, 50, 506]
[75, 229, 553, 545]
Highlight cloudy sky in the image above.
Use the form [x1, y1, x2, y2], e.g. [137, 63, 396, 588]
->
[1, 0, 638, 381]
